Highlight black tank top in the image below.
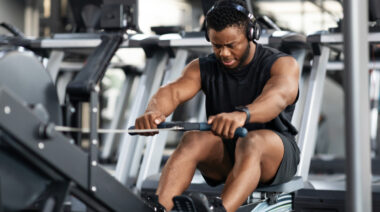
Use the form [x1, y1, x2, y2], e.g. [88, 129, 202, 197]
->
[199, 43, 298, 136]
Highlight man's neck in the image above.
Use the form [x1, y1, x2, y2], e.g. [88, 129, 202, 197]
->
[237, 41, 256, 69]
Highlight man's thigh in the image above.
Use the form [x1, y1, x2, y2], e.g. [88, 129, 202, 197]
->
[235, 129, 299, 185]
[235, 130, 284, 184]
[180, 131, 233, 183]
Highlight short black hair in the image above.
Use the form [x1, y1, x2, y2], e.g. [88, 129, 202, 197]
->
[205, 0, 250, 32]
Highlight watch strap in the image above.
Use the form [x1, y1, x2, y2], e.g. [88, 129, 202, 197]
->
[235, 106, 250, 125]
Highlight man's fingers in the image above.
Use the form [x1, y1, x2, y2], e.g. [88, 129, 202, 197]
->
[208, 116, 215, 124]
[143, 116, 152, 130]
[213, 118, 224, 136]
[222, 121, 232, 138]
[229, 122, 239, 138]
[154, 114, 166, 125]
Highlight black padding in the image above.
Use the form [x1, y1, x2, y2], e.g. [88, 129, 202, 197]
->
[0, 51, 62, 124]
[0, 139, 50, 211]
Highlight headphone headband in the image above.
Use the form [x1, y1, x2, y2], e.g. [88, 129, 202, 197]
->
[206, 2, 255, 22]
[205, 1, 261, 42]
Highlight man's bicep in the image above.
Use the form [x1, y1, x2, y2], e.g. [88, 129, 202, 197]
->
[264, 57, 299, 104]
[169, 59, 202, 104]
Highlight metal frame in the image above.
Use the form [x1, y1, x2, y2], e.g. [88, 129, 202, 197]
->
[115, 46, 170, 185]
[343, 0, 372, 211]
[0, 87, 152, 211]
[300, 3, 376, 208]
[296, 44, 330, 180]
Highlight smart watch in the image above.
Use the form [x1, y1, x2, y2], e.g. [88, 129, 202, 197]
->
[235, 106, 250, 125]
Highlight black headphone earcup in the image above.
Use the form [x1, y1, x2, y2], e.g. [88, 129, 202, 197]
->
[246, 22, 255, 41]
[254, 22, 261, 40]
[205, 20, 210, 42]
[246, 25, 252, 41]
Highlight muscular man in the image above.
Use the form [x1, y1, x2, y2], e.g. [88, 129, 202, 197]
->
[135, 0, 300, 211]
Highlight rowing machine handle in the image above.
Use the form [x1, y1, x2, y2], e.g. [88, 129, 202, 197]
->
[129, 122, 248, 137]
[198, 123, 248, 137]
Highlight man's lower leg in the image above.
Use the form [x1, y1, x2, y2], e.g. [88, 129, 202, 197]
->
[156, 152, 197, 210]
[221, 156, 261, 212]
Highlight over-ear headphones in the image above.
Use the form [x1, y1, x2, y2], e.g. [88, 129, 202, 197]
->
[205, 1, 261, 42]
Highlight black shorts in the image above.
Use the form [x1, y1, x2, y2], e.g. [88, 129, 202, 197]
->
[203, 130, 300, 187]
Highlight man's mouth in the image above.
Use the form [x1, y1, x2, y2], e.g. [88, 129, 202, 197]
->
[222, 59, 235, 66]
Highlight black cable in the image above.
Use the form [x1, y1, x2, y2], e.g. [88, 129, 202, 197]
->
[0, 22, 25, 38]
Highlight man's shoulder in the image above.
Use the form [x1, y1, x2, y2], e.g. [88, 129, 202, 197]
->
[259, 44, 287, 57]
[255, 44, 289, 68]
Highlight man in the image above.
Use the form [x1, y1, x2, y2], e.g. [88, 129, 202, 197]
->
[135, 0, 300, 211]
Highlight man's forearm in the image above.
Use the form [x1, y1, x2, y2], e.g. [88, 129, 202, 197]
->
[247, 91, 290, 123]
[145, 86, 179, 117]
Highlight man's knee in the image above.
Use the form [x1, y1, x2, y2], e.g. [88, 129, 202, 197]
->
[178, 131, 202, 148]
[237, 130, 284, 165]
[237, 131, 264, 157]
[175, 131, 225, 163]
[175, 131, 210, 158]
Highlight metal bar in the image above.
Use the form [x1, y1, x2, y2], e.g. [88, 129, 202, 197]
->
[289, 48, 307, 130]
[326, 61, 380, 70]
[245, 0, 253, 14]
[45, 50, 64, 84]
[370, 70, 380, 154]
[343, 0, 372, 211]
[89, 89, 99, 192]
[66, 33, 123, 101]
[296, 45, 330, 181]
[54, 125, 184, 134]
[316, 32, 380, 44]
[161, 33, 270, 48]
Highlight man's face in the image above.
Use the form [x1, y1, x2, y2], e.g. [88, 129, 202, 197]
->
[208, 25, 251, 69]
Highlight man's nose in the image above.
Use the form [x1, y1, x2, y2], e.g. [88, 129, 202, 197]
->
[219, 47, 231, 57]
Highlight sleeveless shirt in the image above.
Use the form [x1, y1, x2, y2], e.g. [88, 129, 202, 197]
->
[199, 43, 298, 136]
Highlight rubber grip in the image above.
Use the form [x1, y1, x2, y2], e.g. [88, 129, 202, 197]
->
[128, 126, 142, 135]
[199, 123, 247, 137]
[128, 123, 177, 135]
[128, 123, 184, 135]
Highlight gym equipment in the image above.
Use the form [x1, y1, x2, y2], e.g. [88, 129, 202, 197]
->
[293, 11, 380, 210]
[0, 0, 160, 210]
[53, 122, 248, 138]
[369, 0, 380, 31]
[0, 41, 152, 211]
[0, 86, 152, 211]
[68, 0, 139, 32]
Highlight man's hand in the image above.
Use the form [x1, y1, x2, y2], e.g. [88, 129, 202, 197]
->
[135, 111, 166, 136]
[208, 111, 247, 139]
